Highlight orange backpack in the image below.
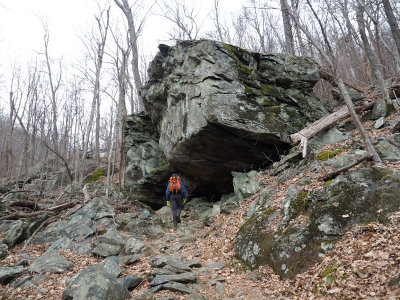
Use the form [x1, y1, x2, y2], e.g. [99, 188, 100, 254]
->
[168, 175, 182, 194]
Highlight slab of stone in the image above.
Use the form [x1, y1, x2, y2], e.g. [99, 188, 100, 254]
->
[188, 259, 202, 268]
[98, 228, 126, 246]
[0, 266, 24, 284]
[376, 139, 400, 162]
[14, 275, 33, 288]
[4, 220, 25, 247]
[0, 243, 8, 259]
[162, 282, 195, 294]
[311, 127, 349, 145]
[124, 238, 146, 255]
[150, 272, 196, 286]
[122, 275, 143, 291]
[164, 258, 191, 272]
[94, 256, 121, 277]
[120, 254, 140, 265]
[374, 117, 385, 129]
[93, 243, 121, 257]
[28, 250, 74, 274]
[62, 256, 125, 300]
[164, 265, 190, 274]
[151, 268, 178, 276]
[149, 255, 182, 268]
[63, 268, 129, 300]
[216, 281, 224, 294]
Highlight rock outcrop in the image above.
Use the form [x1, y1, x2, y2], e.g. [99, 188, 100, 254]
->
[235, 167, 400, 279]
[139, 39, 327, 193]
[125, 112, 173, 205]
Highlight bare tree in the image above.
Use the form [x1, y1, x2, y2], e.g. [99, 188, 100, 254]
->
[157, 0, 201, 41]
[286, 1, 381, 163]
[382, 0, 400, 57]
[280, 0, 295, 54]
[356, 0, 392, 116]
[81, 7, 110, 165]
[114, 0, 151, 111]
[42, 24, 62, 159]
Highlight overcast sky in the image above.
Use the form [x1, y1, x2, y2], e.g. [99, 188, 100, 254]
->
[0, 0, 245, 72]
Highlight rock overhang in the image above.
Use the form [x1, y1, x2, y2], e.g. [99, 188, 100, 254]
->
[140, 39, 327, 194]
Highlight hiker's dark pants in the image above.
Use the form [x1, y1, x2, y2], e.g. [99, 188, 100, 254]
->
[170, 193, 183, 226]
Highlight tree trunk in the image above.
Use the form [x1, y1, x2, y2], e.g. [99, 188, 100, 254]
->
[337, 76, 381, 162]
[280, 0, 295, 54]
[7, 91, 14, 180]
[286, 3, 381, 163]
[356, 2, 391, 109]
[114, 0, 144, 111]
[382, 0, 400, 57]
[290, 97, 377, 145]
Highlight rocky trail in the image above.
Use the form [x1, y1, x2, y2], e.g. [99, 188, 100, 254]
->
[1, 144, 400, 300]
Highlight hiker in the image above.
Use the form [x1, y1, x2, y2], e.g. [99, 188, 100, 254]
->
[166, 173, 187, 227]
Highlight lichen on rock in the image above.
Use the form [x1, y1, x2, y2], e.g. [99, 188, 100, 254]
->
[235, 167, 400, 279]
[140, 39, 327, 194]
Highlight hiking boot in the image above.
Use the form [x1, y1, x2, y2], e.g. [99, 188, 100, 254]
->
[177, 216, 181, 223]
[174, 222, 177, 227]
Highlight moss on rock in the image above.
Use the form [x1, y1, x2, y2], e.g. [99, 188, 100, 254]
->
[83, 168, 106, 184]
[235, 167, 400, 280]
[317, 149, 343, 161]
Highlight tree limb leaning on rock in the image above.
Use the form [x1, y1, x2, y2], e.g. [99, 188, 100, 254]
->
[323, 153, 371, 181]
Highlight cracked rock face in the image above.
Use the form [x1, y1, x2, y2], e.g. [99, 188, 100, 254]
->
[141, 40, 327, 192]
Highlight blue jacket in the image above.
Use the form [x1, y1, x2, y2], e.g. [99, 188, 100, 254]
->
[166, 180, 186, 202]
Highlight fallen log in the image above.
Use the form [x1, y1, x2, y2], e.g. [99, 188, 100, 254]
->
[47, 202, 77, 211]
[7, 200, 39, 211]
[290, 98, 378, 145]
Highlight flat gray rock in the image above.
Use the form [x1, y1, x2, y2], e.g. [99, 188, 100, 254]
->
[13, 275, 33, 288]
[0, 243, 8, 259]
[149, 255, 182, 268]
[164, 258, 191, 272]
[63, 256, 126, 300]
[376, 139, 400, 162]
[162, 282, 195, 294]
[151, 268, 178, 276]
[93, 243, 121, 257]
[63, 270, 129, 300]
[94, 256, 121, 277]
[122, 275, 142, 291]
[188, 259, 202, 268]
[4, 220, 25, 247]
[0, 266, 24, 284]
[124, 238, 145, 255]
[98, 228, 126, 246]
[150, 272, 196, 286]
[28, 251, 74, 274]
[120, 254, 140, 265]
[374, 117, 385, 129]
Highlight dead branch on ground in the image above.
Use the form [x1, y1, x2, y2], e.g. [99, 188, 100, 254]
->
[323, 154, 371, 181]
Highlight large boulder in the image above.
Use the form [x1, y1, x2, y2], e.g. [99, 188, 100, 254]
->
[235, 167, 400, 279]
[33, 197, 114, 246]
[141, 40, 327, 193]
[28, 250, 74, 273]
[63, 256, 129, 300]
